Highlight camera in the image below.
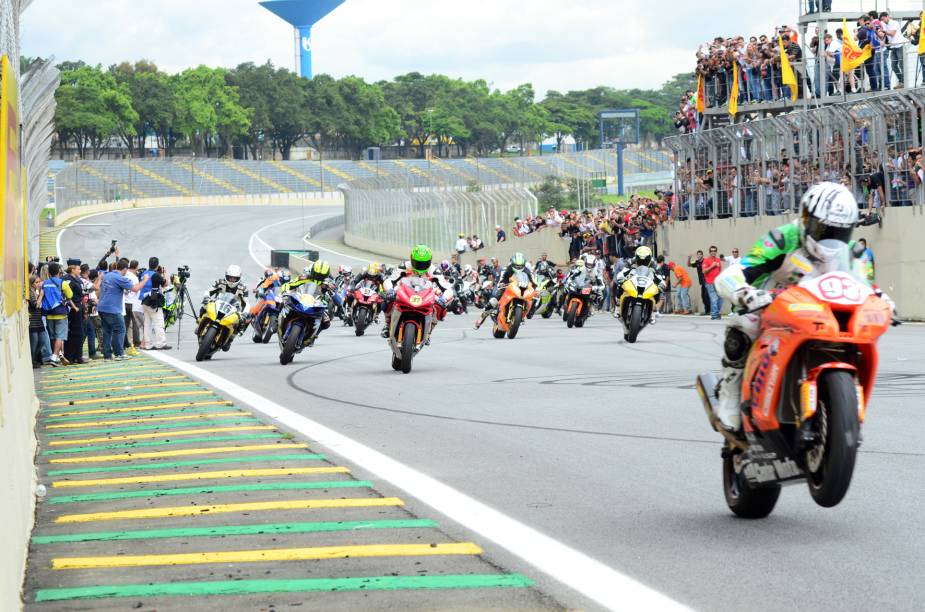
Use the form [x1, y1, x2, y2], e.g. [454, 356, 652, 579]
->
[177, 265, 191, 282]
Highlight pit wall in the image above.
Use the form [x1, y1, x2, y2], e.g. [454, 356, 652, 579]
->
[663, 207, 925, 320]
[0, 311, 39, 611]
[55, 192, 343, 227]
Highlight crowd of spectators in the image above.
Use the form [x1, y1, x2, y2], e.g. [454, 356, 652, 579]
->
[27, 247, 174, 368]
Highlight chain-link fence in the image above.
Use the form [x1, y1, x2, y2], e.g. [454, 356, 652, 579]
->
[665, 87, 925, 220]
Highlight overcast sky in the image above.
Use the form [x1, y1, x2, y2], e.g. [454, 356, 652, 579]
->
[22, 0, 794, 96]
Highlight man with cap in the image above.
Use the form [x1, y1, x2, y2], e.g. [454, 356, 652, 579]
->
[63, 258, 87, 364]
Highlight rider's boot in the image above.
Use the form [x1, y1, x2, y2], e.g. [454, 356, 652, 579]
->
[473, 298, 497, 330]
[715, 361, 743, 431]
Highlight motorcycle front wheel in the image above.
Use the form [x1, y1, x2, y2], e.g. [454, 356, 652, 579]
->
[262, 314, 277, 343]
[723, 453, 781, 519]
[566, 302, 578, 328]
[400, 322, 416, 373]
[508, 303, 524, 339]
[626, 303, 643, 343]
[806, 370, 860, 508]
[354, 306, 369, 336]
[196, 326, 218, 362]
[280, 322, 303, 365]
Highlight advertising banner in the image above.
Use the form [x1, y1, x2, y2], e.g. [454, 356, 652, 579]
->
[0, 54, 23, 317]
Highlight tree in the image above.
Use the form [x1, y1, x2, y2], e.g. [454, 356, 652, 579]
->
[334, 76, 400, 157]
[304, 73, 342, 155]
[174, 65, 249, 157]
[110, 60, 176, 157]
[227, 62, 275, 159]
[264, 67, 309, 160]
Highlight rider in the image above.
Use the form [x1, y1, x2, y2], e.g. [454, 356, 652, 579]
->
[348, 262, 387, 320]
[380, 245, 452, 342]
[204, 264, 250, 338]
[250, 269, 281, 317]
[712, 182, 882, 431]
[282, 260, 334, 335]
[474, 252, 534, 329]
[614, 246, 666, 322]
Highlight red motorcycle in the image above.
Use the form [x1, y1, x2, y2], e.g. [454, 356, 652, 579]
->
[388, 276, 437, 373]
[351, 280, 382, 337]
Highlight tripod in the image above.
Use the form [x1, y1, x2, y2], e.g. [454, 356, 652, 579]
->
[173, 280, 199, 349]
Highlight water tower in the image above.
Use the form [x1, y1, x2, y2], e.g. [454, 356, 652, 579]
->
[259, 0, 345, 78]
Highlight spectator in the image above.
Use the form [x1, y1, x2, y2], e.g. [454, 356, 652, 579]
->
[41, 262, 74, 366]
[858, 238, 875, 281]
[62, 260, 86, 364]
[495, 224, 507, 243]
[471, 235, 484, 250]
[455, 233, 468, 254]
[724, 247, 742, 266]
[687, 250, 710, 315]
[671, 261, 693, 314]
[28, 275, 51, 368]
[124, 260, 142, 356]
[97, 258, 146, 361]
[80, 265, 101, 360]
[703, 245, 724, 320]
[139, 257, 171, 351]
[881, 12, 906, 89]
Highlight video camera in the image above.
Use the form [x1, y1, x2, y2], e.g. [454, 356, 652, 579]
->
[106, 239, 117, 257]
[177, 265, 191, 282]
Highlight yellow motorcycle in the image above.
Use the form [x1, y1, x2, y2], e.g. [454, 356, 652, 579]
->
[195, 291, 242, 361]
[618, 267, 660, 343]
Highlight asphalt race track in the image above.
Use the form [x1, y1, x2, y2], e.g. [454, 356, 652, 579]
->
[61, 205, 925, 611]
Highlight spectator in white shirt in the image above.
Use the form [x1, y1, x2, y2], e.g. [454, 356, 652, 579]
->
[455, 233, 468, 254]
[880, 12, 906, 89]
[123, 260, 143, 356]
[723, 248, 742, 266]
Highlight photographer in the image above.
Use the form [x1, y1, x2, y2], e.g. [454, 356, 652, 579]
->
[63, 260, 87, 364]
[97, 258, 148, 361]
[139, 256, 172, 350]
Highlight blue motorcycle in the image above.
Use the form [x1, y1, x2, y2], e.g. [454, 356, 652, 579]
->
[251, 286, 281, 344]
[330, 279, 351, 326]
[278, 283, 329, 365]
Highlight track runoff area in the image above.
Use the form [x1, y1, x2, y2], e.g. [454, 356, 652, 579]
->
[35, 205, 925, 611]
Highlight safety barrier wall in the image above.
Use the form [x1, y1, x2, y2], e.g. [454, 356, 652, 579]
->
[342, 183, 538, 258]
[664, 208, 925, 320]
[458, 230, 569, 269]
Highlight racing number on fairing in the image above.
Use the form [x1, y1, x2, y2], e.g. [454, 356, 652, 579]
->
[818, 275, 862, 302]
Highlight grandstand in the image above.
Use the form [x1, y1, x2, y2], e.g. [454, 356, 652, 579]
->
[51, 149, 673, 209]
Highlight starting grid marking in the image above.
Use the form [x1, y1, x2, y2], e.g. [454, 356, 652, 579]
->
[27, 354, 535, 607]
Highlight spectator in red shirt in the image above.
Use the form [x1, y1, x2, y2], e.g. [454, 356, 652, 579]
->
[702, 245, 723, 319]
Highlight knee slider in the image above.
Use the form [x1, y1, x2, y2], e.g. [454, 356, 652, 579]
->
[723, 327, 751, 367]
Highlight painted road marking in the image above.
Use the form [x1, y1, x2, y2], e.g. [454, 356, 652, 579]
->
[46, 400, 234, 417]
[43, 367, 174, 383]
[32, 519, 438, 544]
[55, 496, 404, 523]
[52, 542, 482, 570]
[48, 425, 277, 447]
[53, 466, 350, 488]
[42, 382, 199, 397]
[35, 574, 533, 602]
[46, 411, 245, 429]
[45, 418, 262, 437]
[49, 443, 306, 464]
[47, 454, 326, 476]
[48, 390, 213, 407]
[41, 375, 188, 391]
[43, 434, 283, 456]
[151, 350, 691, 611]
[44, 405, 241, 422]
[49, 480, 373, 504]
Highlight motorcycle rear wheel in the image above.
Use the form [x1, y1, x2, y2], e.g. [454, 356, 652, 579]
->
[626, 303, 643, 343]
[196, 326, 218, 362]
[723, 454, 781, 519]
[280, 322, 302, 365]
[508, 303, 524, 339]
[807, 370, 860, 508]
[400, 322, 416, 373]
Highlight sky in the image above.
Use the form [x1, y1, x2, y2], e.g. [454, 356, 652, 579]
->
[22, 0, 794, 96]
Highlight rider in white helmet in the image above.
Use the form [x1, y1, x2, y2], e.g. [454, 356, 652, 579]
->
[711, 182, 887, 431]
[208, 264, 249, 312]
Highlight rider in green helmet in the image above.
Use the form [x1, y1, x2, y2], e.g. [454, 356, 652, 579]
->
[380, 244, 453, 342]
[409, 244, 432, 276]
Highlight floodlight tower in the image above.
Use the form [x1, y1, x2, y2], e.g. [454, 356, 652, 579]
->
[259, 0, 345, 78]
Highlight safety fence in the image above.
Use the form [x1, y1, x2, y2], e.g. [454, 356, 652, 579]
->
[664, 87, 925, 220]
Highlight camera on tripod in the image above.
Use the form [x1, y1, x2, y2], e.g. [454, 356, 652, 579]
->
[177, 265, 191, 282]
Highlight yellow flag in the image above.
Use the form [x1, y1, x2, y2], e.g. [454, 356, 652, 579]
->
[696, 74, 705, 113]
[841, 19, 873, 72]
[778, 36, 798, 102]
[919, 12, 925, 55]
[728, 66, 738, 117]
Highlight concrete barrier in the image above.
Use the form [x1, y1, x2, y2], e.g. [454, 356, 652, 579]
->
[0, 311, 39, 610]
[458, 229, 570, 267]
[55, 192, 343, 227]
[663, 207, 925, 320]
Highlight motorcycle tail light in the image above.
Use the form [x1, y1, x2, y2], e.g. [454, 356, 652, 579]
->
[800, 380, 818, 421]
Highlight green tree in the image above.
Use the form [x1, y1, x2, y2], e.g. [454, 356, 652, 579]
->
[227, 62, 275, 159]
[334, 76, 400, 157]
[110, 60, 177, 157]
[174, 65, 249, 157]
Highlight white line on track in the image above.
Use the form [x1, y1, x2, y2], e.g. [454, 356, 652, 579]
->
[148, 350, 691, 612]
[247, 214, 333, 270]
[301, 233, 374, 264]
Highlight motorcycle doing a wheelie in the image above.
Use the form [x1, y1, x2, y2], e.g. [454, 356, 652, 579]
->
[388, 276, 437, 374]
[195, 291, 244, 362]
[696, 244, 895, 518]
[278, 283, 329, 365]
[491, 270, 536, 339]
[618, 266, 661, 343]
[351, 279, 382, 337]
[563, 271, 593, 328]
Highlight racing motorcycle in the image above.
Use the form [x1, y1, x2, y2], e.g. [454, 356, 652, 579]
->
[696, 243, 895, 519]
[619, 266, 661, 343]
[351, 279, 382, 337]
[330, 279, 351, 326]
[563, 271, 593, 328]
[250, 286, 281, 344]
[491, 270, 536, 339]
[530, 274, 555, 319]
[388, 276, 437, 374]
[195, 292, 243, 362]
[278, 283, 329, 365]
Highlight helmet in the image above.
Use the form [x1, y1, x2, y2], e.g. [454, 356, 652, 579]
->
[225, 264, 242, 284]
[458, 232, 465, 238]
[439, 259, 451, 274]
[311, 260, 331, 282]
[463, 264, 473, 275]
[581, 254, 596, 270]
[368, 262, 381, 276]
[337, 265, 345, 275]
[634, 246, 653, 267]
[301, 266, 312, 279]
[800, 182, 858, 261]
[511, 252, 526, 271]
[280, 270, 291, 284]
[410, 244, 432, 276]
[263, 269, 275, 279]
[342, 265, 352, 276]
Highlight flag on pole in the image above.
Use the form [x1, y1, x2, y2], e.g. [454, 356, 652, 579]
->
[778, 36, 798, 102]
[696, 74, 705, 113]
[919, 12, 925, 55]
[729, 66, 739, 117]
[841, 19, 872, 72]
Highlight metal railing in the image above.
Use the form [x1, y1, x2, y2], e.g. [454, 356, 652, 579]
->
[665, 87, 925, 220]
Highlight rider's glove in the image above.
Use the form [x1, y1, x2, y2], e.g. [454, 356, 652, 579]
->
[436, 296, 446, 307]
[384, 289, 396, 301]
[733, 286, 773, 313]
[875, 288, 897, 317]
